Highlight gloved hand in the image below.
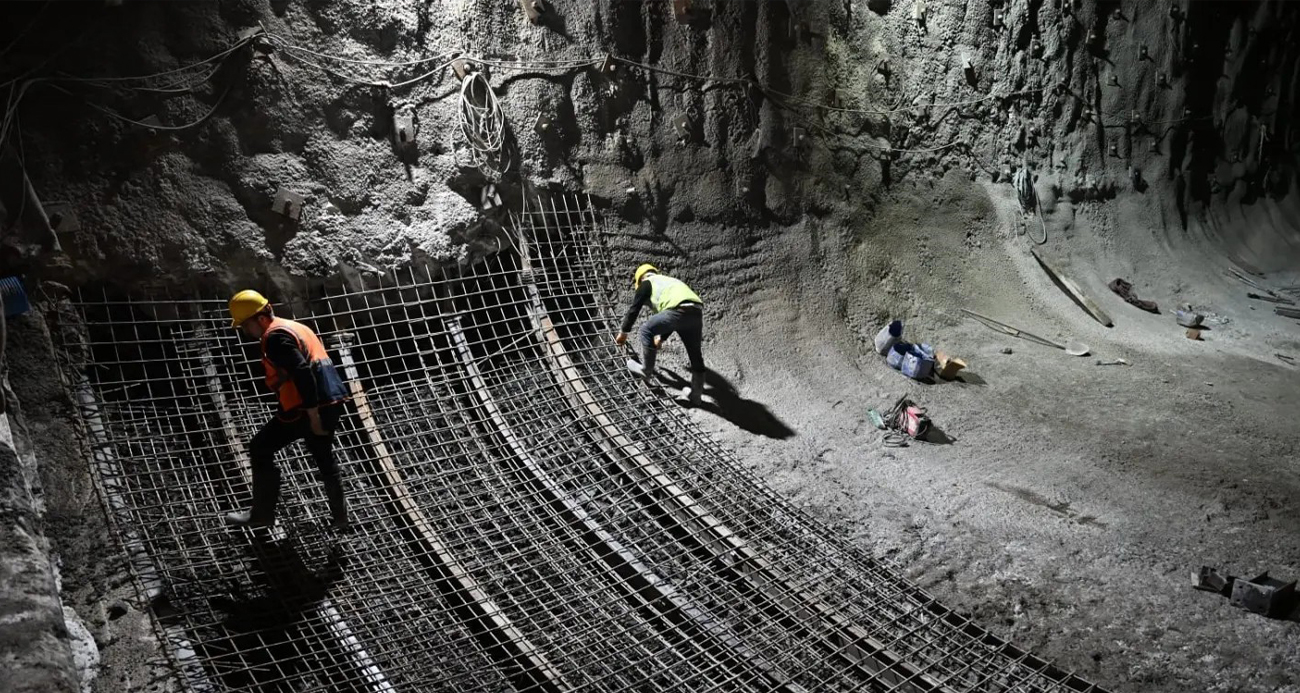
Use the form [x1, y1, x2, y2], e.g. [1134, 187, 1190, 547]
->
[614, 332, 628, 346]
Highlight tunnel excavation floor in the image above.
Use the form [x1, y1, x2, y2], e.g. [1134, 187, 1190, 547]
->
[60, 194, 1108, 692]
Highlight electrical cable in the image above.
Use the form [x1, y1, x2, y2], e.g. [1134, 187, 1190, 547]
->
[9, 111, 29, 229]
[0, 79, 37, 155]
[50, 78, 236, 132]
[386, 58, 460, 89]
[763, 89, 963, 155]
[53, 36, 255, 86]
[609, 55, 752, 86]
[264, 32, 457, 68]
[270, 48, 394, 88]
[0, 0, 51, 63]
[2, 27, 1161, 184]
[270, 44, 457, 90]
[767, 84, 1050, 117]
[457, 71, 508, 176]
[471, 56, 601, 72]
[0, 22, 99, 92]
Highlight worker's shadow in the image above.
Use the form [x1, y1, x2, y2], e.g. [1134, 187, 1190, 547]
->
[660, 367, 796, 440]
[190, 535, 348, 689]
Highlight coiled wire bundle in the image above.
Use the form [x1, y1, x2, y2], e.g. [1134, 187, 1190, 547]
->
[457, 70, 509, 176]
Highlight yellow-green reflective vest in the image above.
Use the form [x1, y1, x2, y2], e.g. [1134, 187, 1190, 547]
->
[646, 274, 703, 313]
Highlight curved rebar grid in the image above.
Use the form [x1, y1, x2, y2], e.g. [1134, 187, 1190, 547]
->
[56, 192, 1109, 693]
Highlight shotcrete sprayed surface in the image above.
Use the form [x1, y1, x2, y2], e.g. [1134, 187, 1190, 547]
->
[670, 185, 1300, 693]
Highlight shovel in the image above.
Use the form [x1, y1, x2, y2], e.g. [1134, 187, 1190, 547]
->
[960, 309, 1090, 357]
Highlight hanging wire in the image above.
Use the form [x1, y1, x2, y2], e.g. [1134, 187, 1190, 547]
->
[457, 71, 508, 176]
[51, 35, 256, 87]
[50, 78, 237, 132]
[0, 0, 51, 63]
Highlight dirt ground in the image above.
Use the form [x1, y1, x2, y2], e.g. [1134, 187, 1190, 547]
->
[652, 178, 1300, 693]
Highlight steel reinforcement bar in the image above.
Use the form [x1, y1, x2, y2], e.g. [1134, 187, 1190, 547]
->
[515, 192, 1107, 693]
[53, 191, 1110, 692]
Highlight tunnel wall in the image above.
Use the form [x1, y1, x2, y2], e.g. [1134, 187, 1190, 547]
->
[0, 314, 79, 693]
[3, 1, 1300, 690]
[3, 0, 1297, 287]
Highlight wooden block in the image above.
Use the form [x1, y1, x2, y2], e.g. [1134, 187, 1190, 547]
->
[452, 58, 469, 81]
[1186, 328, 1202, 340]
[673, 0, 692, 21]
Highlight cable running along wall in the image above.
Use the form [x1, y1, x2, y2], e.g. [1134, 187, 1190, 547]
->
[60, 193, 1109, 693]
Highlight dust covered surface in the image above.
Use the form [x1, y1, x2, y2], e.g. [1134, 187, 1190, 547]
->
[3, 0, 1300, 691]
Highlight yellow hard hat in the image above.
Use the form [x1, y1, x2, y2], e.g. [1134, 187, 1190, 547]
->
[633, 263, 658, 288]
[229, 289, 270, 327]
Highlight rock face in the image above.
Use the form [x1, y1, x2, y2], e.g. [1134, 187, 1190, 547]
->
[3, 1, 1300, 691]
[0, 314, 78, 693]
[1, 0, 1294, 289]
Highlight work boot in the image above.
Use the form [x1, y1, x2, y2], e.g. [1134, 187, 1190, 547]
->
[642, 345, 663, 387]
[325, 483, 349, 532]
[224, 510, 272, 528]
[688, 371, 705, 406]
[331, 506, 349, 532]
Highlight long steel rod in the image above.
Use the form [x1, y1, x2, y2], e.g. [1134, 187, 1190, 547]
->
[333, 333, 568, 693]
[515, 205, 947, 693]
[448, 315, 806, 693]
[73, 376, 216, 693]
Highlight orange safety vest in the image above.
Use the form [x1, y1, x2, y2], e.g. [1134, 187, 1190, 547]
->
[260, 317, 346, 412]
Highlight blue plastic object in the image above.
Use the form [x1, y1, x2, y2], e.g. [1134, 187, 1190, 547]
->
[1, 277, 29, 318]
[886, 342, 911, 370]
[874, 320, 904, 354]
[901, 350, 936, 379]
[888, 342, 936, 380]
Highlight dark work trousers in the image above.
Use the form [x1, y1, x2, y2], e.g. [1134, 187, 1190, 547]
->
[639, 305, 705, 377]
[248, 403, 345, 524]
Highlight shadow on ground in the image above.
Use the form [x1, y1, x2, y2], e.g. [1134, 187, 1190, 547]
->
[659, 367, 796, 440]
[176, 534, 350, 690]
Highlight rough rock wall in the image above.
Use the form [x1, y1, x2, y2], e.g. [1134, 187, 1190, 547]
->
[5, 1, 1299, 285]
[0, 311, 78, 693]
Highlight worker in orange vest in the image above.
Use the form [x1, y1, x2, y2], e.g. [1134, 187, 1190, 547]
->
[224, 290, 350, 530]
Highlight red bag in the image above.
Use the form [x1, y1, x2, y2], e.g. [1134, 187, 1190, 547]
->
[895, 401, 931, 439]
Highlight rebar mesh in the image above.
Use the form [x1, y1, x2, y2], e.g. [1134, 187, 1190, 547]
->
[57, 192, 1109, 693]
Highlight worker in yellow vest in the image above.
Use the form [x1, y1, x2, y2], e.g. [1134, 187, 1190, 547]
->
[224, 290, 350, 530]
[614, 264, 706, 405]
